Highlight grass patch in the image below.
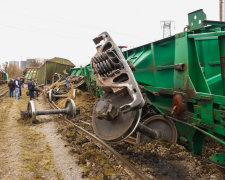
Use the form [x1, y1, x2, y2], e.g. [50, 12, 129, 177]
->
[0, 89, 63, 179]
[0, 96, 18, 178]
[0, 97, 13, 140]
[18, 124, 63, 179]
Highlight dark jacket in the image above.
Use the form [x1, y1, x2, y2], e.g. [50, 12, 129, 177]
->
[19, 80, 23, 87]
[8, 80, 15, 90]
[20, 78, 24, 85]
[63, 73, 69, 80]
[28, 81, 35, 91]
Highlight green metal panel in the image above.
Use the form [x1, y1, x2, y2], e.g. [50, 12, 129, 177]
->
[174, 32, 189, 90]
[219, 36, 225, 95]
[187, 37, 210, 94]
[210, 153, 225, 166]
[5, 73, 8, 81]
[70, 64, 102, 97]
[125, 36, 175, 89]
[36, 58, 74, 85]
[121, 10, 225, 164]
[37, 65, 45, 85]
[195, 37, 222, 95]
[188, 9, 206, 31]
[70, 68, 82, 76]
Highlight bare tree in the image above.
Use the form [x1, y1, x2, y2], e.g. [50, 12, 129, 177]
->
[28, 59, 43, 67]
[7, 64, 22, 78]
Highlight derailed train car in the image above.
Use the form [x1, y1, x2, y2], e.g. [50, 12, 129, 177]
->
[24, 57, 75, 86]
[0, 69, 8, 84]
[71, 64, 102, 96]
[89, 10, 225, 167]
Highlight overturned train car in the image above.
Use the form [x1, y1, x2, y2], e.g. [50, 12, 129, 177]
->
[24, 57, 75, 86]
[90, 9, 225, 167]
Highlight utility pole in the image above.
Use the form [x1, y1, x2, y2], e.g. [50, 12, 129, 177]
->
[220, 0, 225, 21]
[160, 21, 175, 38]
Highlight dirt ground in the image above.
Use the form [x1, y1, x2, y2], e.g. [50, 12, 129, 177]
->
[1, 85, 225, 180]
[0, 88, 83, 180]
[54, 88, 225, 180]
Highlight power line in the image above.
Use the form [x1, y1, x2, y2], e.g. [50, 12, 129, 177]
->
[0, 9, 148, 41]
[0, 23, 90, 41]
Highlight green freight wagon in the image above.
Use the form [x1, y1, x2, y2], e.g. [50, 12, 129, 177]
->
[71, 64, 102, 96]
[37, 57, 75, 86]
[25, 57, 75, 86]
[89, 9, 225, 167]
[123, 9, 225, 165]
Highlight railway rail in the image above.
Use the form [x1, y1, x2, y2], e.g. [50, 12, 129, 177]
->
[0, 85, 8, 98]
[48, 99, 152, 180]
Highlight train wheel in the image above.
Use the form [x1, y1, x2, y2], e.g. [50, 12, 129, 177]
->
[136, 115, 177, 144]
[92, 92, 142, 142]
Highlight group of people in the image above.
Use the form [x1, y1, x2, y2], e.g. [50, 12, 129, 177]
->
[8, 70, 69, 101]
[8, 76, 24, 100]
[8, 77, 39, 100]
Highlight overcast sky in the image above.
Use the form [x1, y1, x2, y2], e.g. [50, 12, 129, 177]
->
[0, 0, 221, 66]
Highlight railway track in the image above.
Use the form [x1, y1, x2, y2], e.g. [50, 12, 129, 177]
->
[48, 99, 152, 180]
[42, 82, 225, 179]
[0, 85, 8, 98]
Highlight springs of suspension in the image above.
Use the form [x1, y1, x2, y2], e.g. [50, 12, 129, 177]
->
[92, 50, 122, 77]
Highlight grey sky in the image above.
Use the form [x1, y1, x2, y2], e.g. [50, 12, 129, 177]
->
[0, 0, 220, 66]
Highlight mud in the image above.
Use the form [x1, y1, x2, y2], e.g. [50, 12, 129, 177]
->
[113, 140, 225, 180]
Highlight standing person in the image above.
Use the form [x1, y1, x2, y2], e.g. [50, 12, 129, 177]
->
[19, 77, 24, 96]
[14, 76, 20, 100]
[28, 79, 35, 100]
[21, 76, 25, 88]
[8, 79, 15, 97]
[64, 70, 69, 89]
[34, 87, 40, 98]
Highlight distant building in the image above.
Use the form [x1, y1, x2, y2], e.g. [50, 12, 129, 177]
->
[9, 61, 19, 67]
[20, 61, 27, 71]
